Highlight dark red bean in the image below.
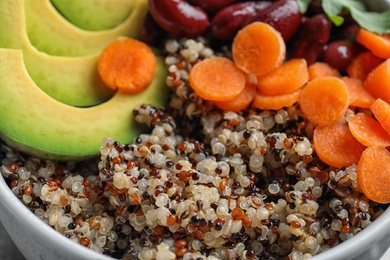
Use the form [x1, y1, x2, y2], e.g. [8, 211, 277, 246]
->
[306, 0, 323, 16]
[254, 0, 303, 42]
[290, 14, 332, 65]
[188, 0, 238, 14]
[148, 0, 210, 38]
[323, 40, 361, 72]
[253, 0, 303, 42]
[210, 1, 272, 40]
[141, 13, 167, 47]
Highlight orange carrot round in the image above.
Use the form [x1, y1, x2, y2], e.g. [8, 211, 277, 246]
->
[257, 58, 309, 95]
[370, 98, 390, 135]
[356, 28, 390, 59]
[308, 62, 341, 80]
[363, 59, 390, 103]
[358, 146, 390, 203]
[232, 22, 286, 77]
[97, 38, 156, 93]
[214, 83, 256, 111]
[346, 51, 384, 81]
[252, 89, 301, 110]
[341, 77, 375, 108]
[348, 113, 390, 147]
[299, 76, 349, 126]
[189, 57, 246, 101]
[313, 123, 365, 168]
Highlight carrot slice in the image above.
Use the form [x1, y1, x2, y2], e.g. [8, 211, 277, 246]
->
[346, 51, 384, 81]
[371, 98, 390, 135]
[252, 89, 301, 110]
[356, 28, 390, 59]
[97, 38, 156, 93]
[214, 83, 256, 111]
[257, 58, 309, 95]
[232, 22, 286, 77]
[313, 123, 365, 168]
[358, 146, 390, 204]
[299, 76, 349, 126]
[308, 62, 341, 80]
[189, 57, 246, 101]
[363, 59, 390, 103]
[341, 77, 375, 108]
[348, 113, 390, 147]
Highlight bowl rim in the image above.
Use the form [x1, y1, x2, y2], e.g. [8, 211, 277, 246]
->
[0, 174, 113, 260]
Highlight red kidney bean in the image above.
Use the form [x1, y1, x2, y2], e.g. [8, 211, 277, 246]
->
[210, 1, 272, 40]
[141, 13, 167, 47]
[148, 0, 210, 38]
[253, 0, 304, 42]
[323, 40, 362, 72]
[290, 14, 332, 65]
[188, 0, 238, 14]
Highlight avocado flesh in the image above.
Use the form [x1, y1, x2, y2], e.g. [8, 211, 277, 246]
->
[50, 0, 134, 31]
[0, 0, 114, 107]
[0, 48, 168, 161]
[26, 0, 148, 56]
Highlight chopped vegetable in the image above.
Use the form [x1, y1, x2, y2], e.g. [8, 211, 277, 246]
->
[308, 62, 341, 80]
[232, 22, 286, 77]
[214, 83, 256, 111]
[97, 38, 156, 93]
[252, 89, 301, 110]
[371, 98, 390, 135]
[348, 113, 390, 147]
[313, 123, 365, 168]
[363, 59, 390, 103]
[341, 77, 375, 108]
[257, 58, 309, 95]
[189, 56, 246, 101]
[346, 51, 384, 81]
[356, 28, 390, 59]
[358, 146, 390, 204]
[299, 76, 349, 125]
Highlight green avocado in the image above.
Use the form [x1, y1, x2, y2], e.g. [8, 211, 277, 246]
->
[50, 0, 134, 31]
[0, 48, 168, 160]
[25, 0, 148, 56]
[0, 0, 114, 107]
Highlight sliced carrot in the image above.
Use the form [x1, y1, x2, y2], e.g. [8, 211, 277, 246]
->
[370, 98, 390, 135]
[257, 59, 309, 95]
[299, 76, 349, 126]
[252, 89, 301, 110]
[346, 51, 384, 81]
[214, 83, 257, 111]
[189, 56, 246, 101]
[313, 123, 365, 168]
[232, 22, 286, 77]
[356, 28, 390, 59]
[348, 113, 390, 147]
[97, 38, 156, 93]
[308, 62, 341, 80]
[363, 59, 390, 103]
[341, 76, 375, 108]
[358, 146, 390, 204]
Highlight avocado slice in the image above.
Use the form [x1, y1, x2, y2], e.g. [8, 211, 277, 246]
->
[26, 0, 148, 56]
[50, 0, 134, 31]
[0, 0, 114, 107]
[0, 48, 168, 161]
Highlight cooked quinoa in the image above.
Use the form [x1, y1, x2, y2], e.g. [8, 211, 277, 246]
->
[0, 38, 385, 260]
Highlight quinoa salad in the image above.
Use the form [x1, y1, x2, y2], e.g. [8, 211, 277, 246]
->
[0, 37, 386, 260]
[2, 0, 390, 259]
